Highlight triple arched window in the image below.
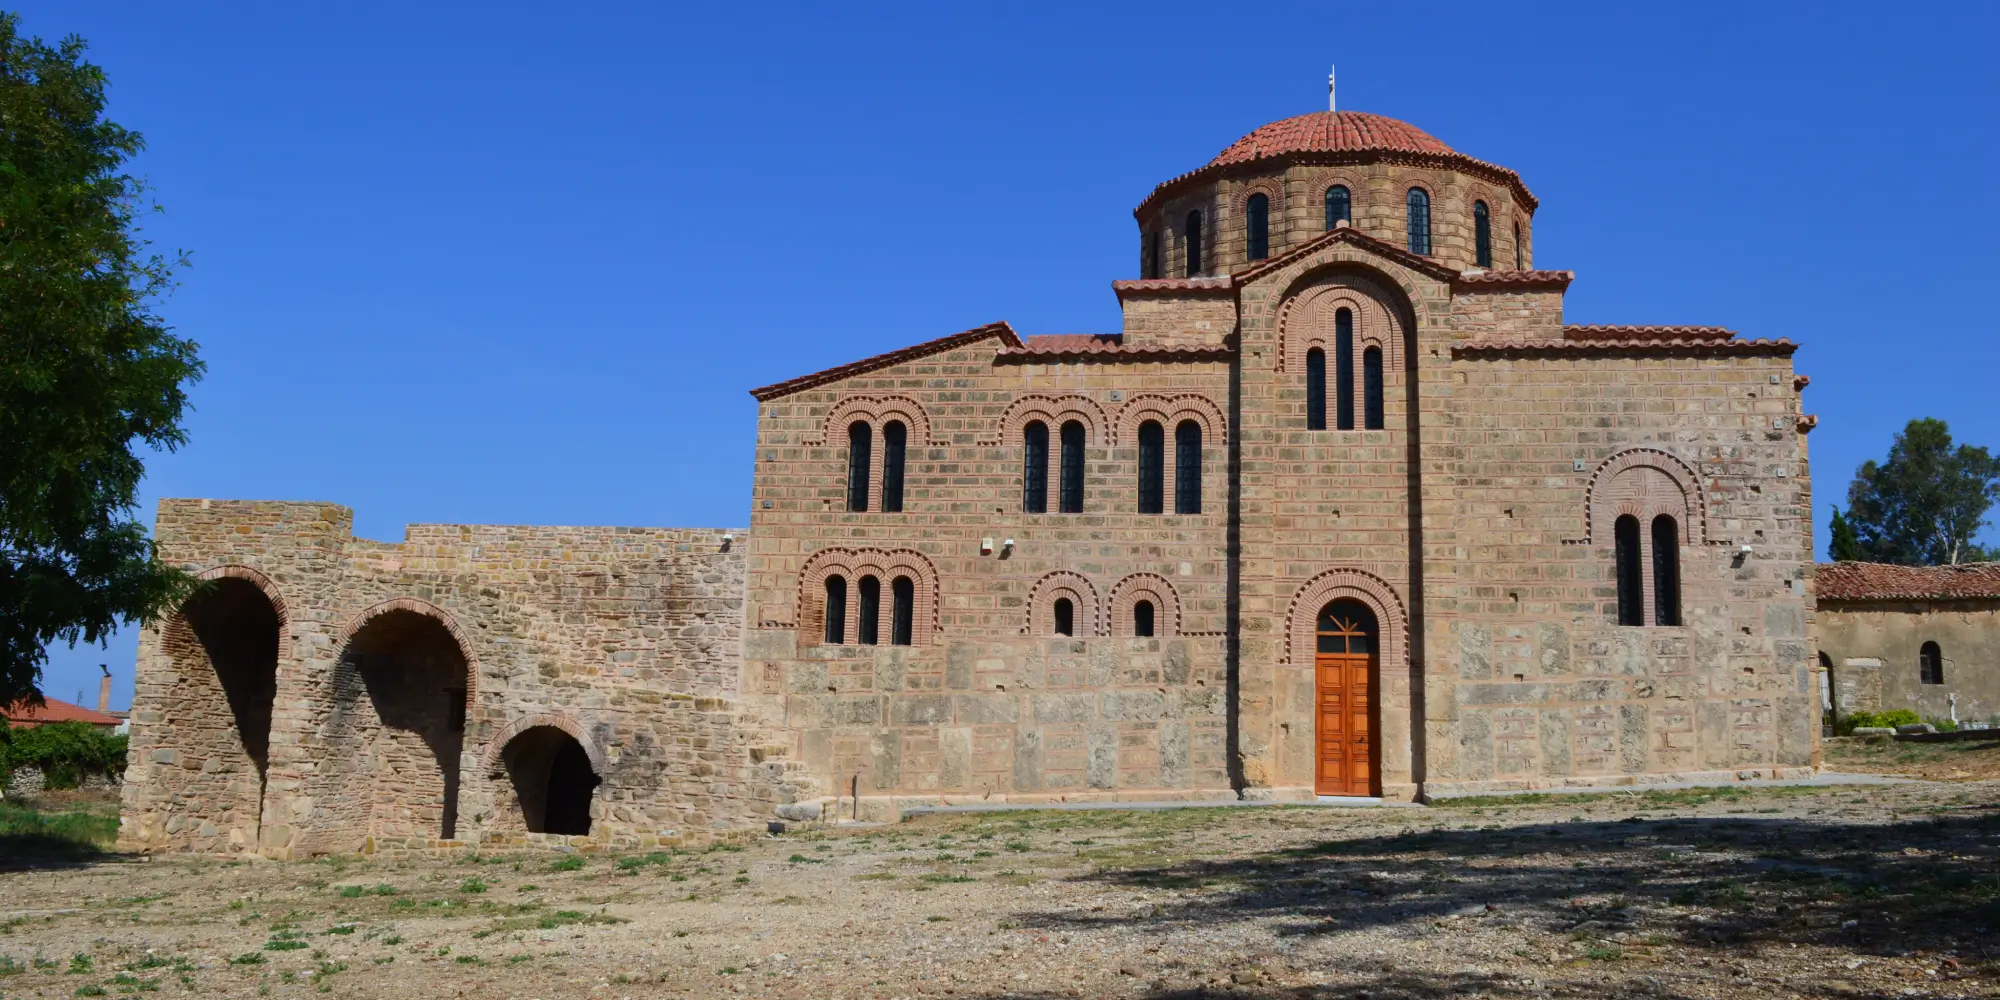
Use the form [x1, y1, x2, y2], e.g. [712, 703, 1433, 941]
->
[1184, 210, 1203, 278]
[1614, 514, 1682, 626]
[845, 419, 907, 512]
[1406, 188, 1431, 256]
[1473, 201, 1492, 268]
[820, 573, 916, 647]
[1324, 185, 1351, 229]
[1246, 193, 1270, 261]
[1306, 308, 1383, 431]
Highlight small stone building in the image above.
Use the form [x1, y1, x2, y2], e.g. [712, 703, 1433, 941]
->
[1815, 561, 2000, 727]
[122, 104, 1821, 856]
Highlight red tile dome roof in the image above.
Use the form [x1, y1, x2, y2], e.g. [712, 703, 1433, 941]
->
[1208, 111, 1455, 167]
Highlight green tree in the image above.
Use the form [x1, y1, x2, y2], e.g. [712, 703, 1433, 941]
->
[1827, 506, 1863, 561]
[1845, 418, 2000, 565]
[0, 13, 201, 707]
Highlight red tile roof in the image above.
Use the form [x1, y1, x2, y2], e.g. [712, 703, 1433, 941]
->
[747, 323, 1022, 401]
[1454, 270, 1575, 291]
[996, 333, 1231, 364]
[1563, 324, 1737, 342]
[1816, 562, 2000, 602]
[1109, 277, 1234, 298]
[3, 696, 121, 728]
[1455, 338, 1796, 356]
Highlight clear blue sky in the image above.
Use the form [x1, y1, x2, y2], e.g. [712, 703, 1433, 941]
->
[18, 1, 1998, 710]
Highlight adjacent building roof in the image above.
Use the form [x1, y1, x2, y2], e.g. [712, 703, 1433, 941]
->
[995, 333, 1231, 364]
[1816, 561, 2000, 603]
[748, 322, 1021, 401]
[2, 696, 121, 729]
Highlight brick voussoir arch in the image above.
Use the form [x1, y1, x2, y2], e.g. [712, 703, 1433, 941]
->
[337, 597, 481, 712]
[1274, 266, 1413, 374]
[1285, 568, 1410, 673]
[1576, 447, 1712, 546]
[166, 564, 294, 663]
[795, 547, 940, 646]
[480, 712, 608, 778]
[1112, 394, 1227, 445]
[1109, 573, 1182, 637]
[984, 393, 1107, 447]
[814, 394, 936, 447]
[1025, 571, 1102, 637]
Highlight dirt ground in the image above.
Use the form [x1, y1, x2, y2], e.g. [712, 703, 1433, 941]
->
[1823, 735, 2000, 782]
[2, 775, 1997, 1000]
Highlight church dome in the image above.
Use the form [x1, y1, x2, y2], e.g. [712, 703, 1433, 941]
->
[1207, 111, 1455, 168]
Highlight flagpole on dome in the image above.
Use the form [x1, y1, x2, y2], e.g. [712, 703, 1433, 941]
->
[1327, 64, 1336, 112]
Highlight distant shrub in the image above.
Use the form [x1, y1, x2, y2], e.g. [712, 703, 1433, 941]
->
[1838, 709, 1921, 735]
[0, 721, 127, 789]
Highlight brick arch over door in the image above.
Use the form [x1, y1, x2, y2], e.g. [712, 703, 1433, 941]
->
[1109, 573, 1182, 637]
[1285, 568, 1410, 677]
[1112, 394, 1227, 446]
[814, 394, 936, 447]
[984, 393, 1106, 446]
[338, 597, 481, 713]
[1025, 571, 1102, 637]
[480, 712, 608, 778]
[1579, 448, 1711, 546]
[795, 547, 941, 647]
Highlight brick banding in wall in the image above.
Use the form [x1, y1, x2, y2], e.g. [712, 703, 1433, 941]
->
[983, 393, 1107, 447]
[795, 547, 940, 647]
[1025, 571, 1102, 637]
[813, 394, 936, 447]
[1574, 448, 1712, 547]
[1112, 393, 1227, 446]
[1108, 573, 1183, 637]
[480, 712, 608, 778]
[337, 597, 481, 714]
[1285, 568, 1409, 677]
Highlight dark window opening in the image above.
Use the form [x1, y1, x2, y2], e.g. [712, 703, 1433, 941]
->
[1146, 230, 1161, 279]
[1053, 598, 1075, 637]
[1134, 600, 1156, 638]
[857, 575, 881, 646]
[499, 726, 601, 837]
[1363, 347, 1383, 430]
[446, 688, 466, 732]
[1651, 515, 1681, 626]
[1406, 188, 1431, 255]
[891, 576, 914, 646]
[846, 421, 872, 512]
[1023, 421, 1048, 513]
[1246, 193, 1270, 260]
[1335, 308, 1355, 430]
[1175, 420, 1202, 514]
[1137, 420, 1164, 514]
[824, 575, 847, 645]
[1514, 222, 1524, 270]
[1184, 210, 1202, 278]
[1325, 185, 1350, 228]
[880, 421, 906, 513]
[1306, 347, 1326, 430]
[1316, 599, 1378, 654]
[1920, 641, 1944, 684]
[1614, 515, 1643, 626]
[1474, 201, 1492, 268]
[1059, 420, 1085, 514]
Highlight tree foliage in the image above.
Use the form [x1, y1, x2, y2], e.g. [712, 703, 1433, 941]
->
[1827, 506, 1863, 562]
[1842, 418, 2000, 566]
[0, 719, 128, 788]
[0, 13, 202, 706]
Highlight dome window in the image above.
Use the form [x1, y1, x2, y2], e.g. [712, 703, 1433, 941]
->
[1473, 201, 1492, 268]
[1184, 210, 1203, 277]
[1406, 188, 1431, 256]
[1246, 193, 1270, 261]
[1325, 185, 1350, 229]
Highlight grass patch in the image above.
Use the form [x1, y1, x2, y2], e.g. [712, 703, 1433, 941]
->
[0, 799, 117, 865]
[550, 856, 584, 872]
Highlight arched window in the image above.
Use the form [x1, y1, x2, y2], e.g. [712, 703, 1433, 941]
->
[1022, 421, 1048, 513]
[1134, 600, 1155, 638]
[880, 420, 906, 513]
[890, 576, 914, 646]
[1920, 641, 1943, 684]
[1184, 210, 1203, 278]
[1058, 420, 1085, 514]
[1614, 515, 1643, 626]
[1513, 222, 1523, 270]
[823, 575, 848, 645]
[846, 422, 872, 512]
[857, 575, 881, 645]
[1651, 516, 1680, 626]
[1146, 230, 1161, 279]
[1406, 188, 1431, 255]
[1325, 185, 1350, 229]
[1305, 347, 1327, 430]
[1335, 307, 1355, 431]
[1246, 193, 1270, 261]
[1175, 420, 1202, 514]
[1473, 201, 1492, 268]
[1137, 420, 1164, 514]
[1362, 347, 1383, 430]
[1053, 597, 1075, 637]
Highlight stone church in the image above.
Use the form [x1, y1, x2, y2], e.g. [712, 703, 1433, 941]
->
[120, 102, 1819, 857]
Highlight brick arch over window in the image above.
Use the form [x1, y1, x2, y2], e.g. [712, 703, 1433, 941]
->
[984, 393, 1106, 446]
[480, 712, 608, 778]
[172, 564, 293, 664]
[1579, 448, 1710, 546]
[1284, 568, 1409, 676]
[337, 597, 481, 715]
[814, 394, 935, 447]
[1112, 394, 1227, 446]
[1109, 573, 1182, 637]
[1275, 269, 1411, 375]
[1025, 571, 1101, 637]
[796, 547, 940, 647]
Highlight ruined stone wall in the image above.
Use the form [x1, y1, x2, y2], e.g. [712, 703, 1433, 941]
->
[122, 501, 814, 857]
[744, 339, 1235, 812]
[1817, 601, 2000, 724]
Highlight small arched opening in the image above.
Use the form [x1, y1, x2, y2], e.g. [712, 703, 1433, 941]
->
[337, 609, 470, 841]
[500, 726, 601, 836]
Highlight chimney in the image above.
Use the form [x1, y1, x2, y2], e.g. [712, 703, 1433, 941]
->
[98, 665, 112, 714]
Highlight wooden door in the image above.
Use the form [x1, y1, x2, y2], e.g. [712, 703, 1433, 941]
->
[1314, 600, 1378, 797]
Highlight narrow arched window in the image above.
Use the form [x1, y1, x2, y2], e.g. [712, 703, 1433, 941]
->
[1335, 307, 1355, 431]
[1175, 420, 1202, 514]
[846, 422, 872, 512]
[890, 576, 914, 646]
[1246, 193, 1269, 261]
[1920, 641, 1943, 684]
[1614, 515, 1643, 626]
[880, 420, 906, 513]
[1146, 230, 1161, 279]
[1022, 421, 1048, 513]
[1137, 420, 1164, 514]
[1406, 188, 1431, 255]
[857, 575, 881, 645]
[1053, 597, 1075, 637]
[1363, 347, 1384, 430]
[1134, 600, 1156, 638]
[823, 575, 848, 645]
[1514, 222, 1524, 270]
[1306, 348, 1327, 430]
[1473, 201, 1492, 268]
[1325, 185, 1350, 229]
[1184, 210, 1202, 278]
[1651, 515, 1680, 626]
[1059, 420, 1085, 514]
